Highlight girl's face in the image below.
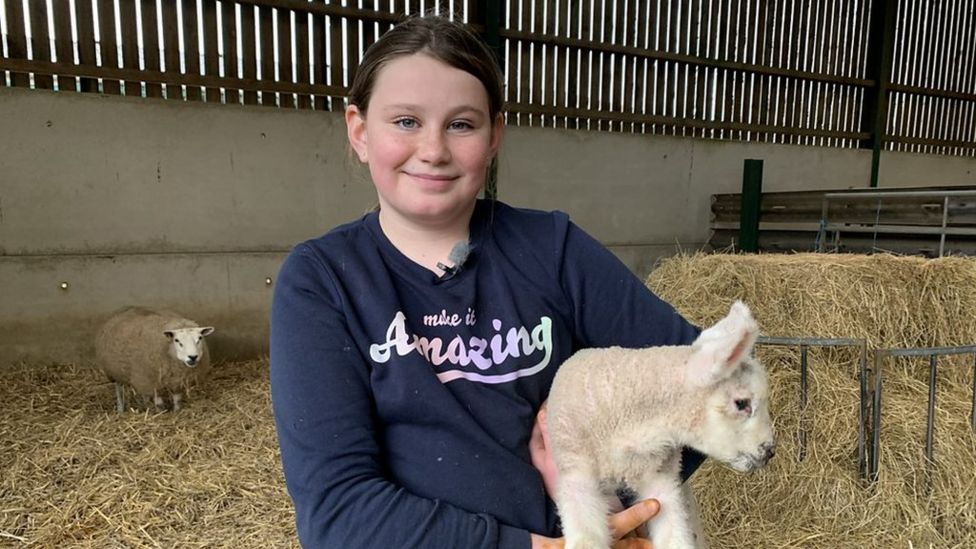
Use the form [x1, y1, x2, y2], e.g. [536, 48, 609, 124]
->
[346, 53, 503, 229]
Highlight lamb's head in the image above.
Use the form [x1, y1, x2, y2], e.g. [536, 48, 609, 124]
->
[163, 326, 215, 367]
[685, 300, 775, 472]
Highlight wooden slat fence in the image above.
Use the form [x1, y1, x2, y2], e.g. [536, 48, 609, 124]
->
[888, 0, 976, 156]
[502, 1, 881, 146]
[0, 1, 444, 109]
[1, 1, 973, 157]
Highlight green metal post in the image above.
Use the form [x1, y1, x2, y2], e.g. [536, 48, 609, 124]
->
[861, 0, 897, 188]
[470, 1, 503, 67]
[472, 0, 503, 200]
[740, 159, 764, 253]
[484, 2, 502, 67]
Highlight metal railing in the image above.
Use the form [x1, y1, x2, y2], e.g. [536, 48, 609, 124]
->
[816, 189, 976, 257]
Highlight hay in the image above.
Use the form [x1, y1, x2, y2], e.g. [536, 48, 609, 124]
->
[648, 252, 976, 548]
[647, 252, 976, 350]
[0, 359, 298, 548]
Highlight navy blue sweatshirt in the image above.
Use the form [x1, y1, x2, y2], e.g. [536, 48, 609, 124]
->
[270, 199, 701, 549]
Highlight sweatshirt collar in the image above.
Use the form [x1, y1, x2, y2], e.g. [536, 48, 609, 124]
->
[364, 199, 492, 285]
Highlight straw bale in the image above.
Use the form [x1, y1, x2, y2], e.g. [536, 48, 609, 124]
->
[647, 252, 976, 548]
[647, 252, 976, 351]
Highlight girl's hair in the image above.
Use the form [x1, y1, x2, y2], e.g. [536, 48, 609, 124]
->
[347, 16, 504, 119]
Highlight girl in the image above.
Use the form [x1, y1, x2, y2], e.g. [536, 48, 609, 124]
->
[270, 15, 702, 549]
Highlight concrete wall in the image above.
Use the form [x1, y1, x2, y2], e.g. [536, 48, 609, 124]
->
[1, 87, 376, 366]
[3, 86, 975, 365]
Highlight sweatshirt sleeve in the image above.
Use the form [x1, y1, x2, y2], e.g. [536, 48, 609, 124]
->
[270, 246, 531, 549]
[557, 220, 700, 349]
[556, 220, 706, 480]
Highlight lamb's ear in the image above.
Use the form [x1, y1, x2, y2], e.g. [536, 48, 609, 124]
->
[687, 300, 759, 386]
[199, 326, 215, 337]
[163, 330, 175, 340]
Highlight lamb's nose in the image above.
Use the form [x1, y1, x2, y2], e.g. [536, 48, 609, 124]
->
[761, 442, 776, 462]
[186, 355, 199, 365]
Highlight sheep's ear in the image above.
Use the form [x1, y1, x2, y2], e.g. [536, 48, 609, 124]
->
[687, 300, 759, 386]
[199, 326, 215, 337]
[163, 330, 175, 340]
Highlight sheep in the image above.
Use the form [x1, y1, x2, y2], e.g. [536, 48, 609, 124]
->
[94, 306, 215, 412]
[546, 300, 775, 549]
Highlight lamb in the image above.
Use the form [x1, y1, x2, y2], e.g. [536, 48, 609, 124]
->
[546, 300, 775, 549]
[94, 306, 215, 412]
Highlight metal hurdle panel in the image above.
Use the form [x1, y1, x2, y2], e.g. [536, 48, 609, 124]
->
[868, 344, 976, 483]
[756, 337, 870, 477]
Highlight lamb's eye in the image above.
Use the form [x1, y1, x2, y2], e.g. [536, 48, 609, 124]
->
[734, 399, 751, 412]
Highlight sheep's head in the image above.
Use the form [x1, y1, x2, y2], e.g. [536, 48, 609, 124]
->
[164, 326, 215, 367]
[686, 300, 775, 472]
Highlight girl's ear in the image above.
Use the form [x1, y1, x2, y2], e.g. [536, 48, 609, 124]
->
[345, 105, 368, 163]
[489, 112, 505, 157]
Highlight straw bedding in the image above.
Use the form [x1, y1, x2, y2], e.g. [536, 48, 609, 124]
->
[2, 252, 974, 547]
[0, 358, 298, 548]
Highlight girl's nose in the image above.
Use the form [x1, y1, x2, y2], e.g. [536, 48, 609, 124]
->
[417, 130, 451, 163]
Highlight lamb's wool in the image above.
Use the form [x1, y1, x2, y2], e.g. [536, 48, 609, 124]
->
[547, 302, 774, 549]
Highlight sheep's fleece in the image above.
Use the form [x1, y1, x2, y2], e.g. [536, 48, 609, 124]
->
[95, 306, 215, 411]
[547, 300, 775, 549]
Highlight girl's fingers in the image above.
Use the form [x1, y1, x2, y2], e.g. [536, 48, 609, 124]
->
[613, 538, 653, 549]
[608, 499, 660, 540]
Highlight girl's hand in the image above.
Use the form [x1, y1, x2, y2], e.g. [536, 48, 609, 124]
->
[529, 401, 558, 498]
[529, 498, 661, 548]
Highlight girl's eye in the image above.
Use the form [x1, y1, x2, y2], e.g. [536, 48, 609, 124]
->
[394, 118, 418, 129]
[449, 120, 473, 131]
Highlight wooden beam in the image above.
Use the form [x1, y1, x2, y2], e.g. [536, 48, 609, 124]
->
[234, 0, 402, 24]
[505, 103, 869, 141]
[0, 58, 348, 99]
[888, 83, 976, 104]
[498, 28, 876, 89]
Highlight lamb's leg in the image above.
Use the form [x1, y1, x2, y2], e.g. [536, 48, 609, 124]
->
[114, 383, 126, 413]
[556, 463, 612, 549]
[153, 390, 165, 410]
[635, 471, 697, 549]
[172, 392, 182, 411]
